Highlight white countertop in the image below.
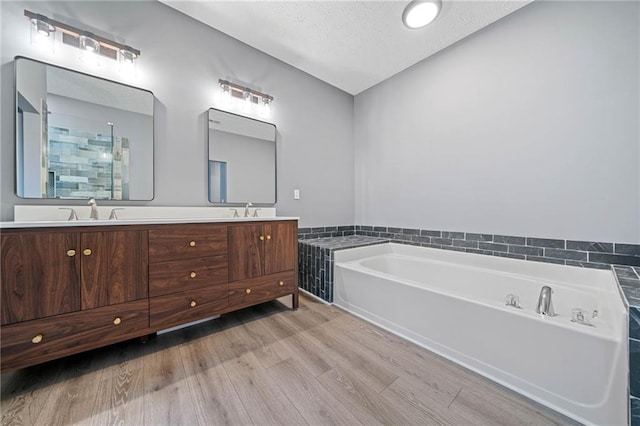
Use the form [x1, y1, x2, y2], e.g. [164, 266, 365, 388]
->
[0, 216, 299, 229]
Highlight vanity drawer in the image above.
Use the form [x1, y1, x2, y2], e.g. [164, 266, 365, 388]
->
[149, 255, 228, 297]
[149, 224, 227, 263]
[1, 299, 149, 373]
[150, 285, 228, 330]
[228, 271, 296, 309]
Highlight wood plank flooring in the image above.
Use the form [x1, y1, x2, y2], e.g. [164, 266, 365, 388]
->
[1, 295, 578, 425]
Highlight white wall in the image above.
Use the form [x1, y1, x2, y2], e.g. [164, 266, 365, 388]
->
[0, 0, 354, 227]
[354, 1, 640, 244]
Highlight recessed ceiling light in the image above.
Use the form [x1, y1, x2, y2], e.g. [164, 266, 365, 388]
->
[402, 0, 441, 29]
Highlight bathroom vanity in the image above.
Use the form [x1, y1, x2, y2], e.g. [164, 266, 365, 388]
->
[0, 218, 298, 373]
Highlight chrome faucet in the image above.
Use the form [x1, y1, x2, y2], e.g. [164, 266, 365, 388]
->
[536, 286, 555, 316]
[244, 202, 253, 218]
[88, 198, 99, 220]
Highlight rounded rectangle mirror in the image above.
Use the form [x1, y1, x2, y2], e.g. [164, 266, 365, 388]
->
[15, 56, 154, 200]
[208, 108, 276, 205]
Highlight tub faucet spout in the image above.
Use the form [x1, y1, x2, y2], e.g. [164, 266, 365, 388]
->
[536, 286, 555, 316]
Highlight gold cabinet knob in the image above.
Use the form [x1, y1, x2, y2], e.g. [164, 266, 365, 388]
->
[190, 300, 197, 307]
[190, 271, 197, 278]
[189, 241, 196, 247]
[266, 235, 272, 240]
[113, 317, 122, 325]
[32, 334, 43, 344]
[83, 248, 92, 256]
[259, 235, 265, 241]
[245, 288, 251, 294]
[278, 280, 284, 286]
[66, 249, 76, 257]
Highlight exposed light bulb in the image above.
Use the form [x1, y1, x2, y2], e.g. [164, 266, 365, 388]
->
[118, 48, 137, 79]
[79, 34, 100, 67]
[259, 97, 271, 118]
[29, 17, 55, 53]
[242, 90, 252, 111]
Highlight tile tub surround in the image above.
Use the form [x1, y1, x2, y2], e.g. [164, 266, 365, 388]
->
[299, 225, 640, 269]
[298, 236, 388, 302]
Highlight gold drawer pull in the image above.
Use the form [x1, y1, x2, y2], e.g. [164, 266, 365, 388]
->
[245, 288, 252, 294]
[32, 334, 43, 344]
[259, 235, 265, 241]
[66, 249, 76, 257]
[113, 317, 122, 325]
[83, 248, 92, 256]
[278, 280, 284, 286]
[190, 271, 197, 278]
[190, 300, 197, 307]
[266, 235, 272, 240]
[189, 241, 196, 247]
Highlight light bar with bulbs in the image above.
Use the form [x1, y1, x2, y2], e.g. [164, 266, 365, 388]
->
[24, 9, 140, 76]
[218, 79, 274, 117]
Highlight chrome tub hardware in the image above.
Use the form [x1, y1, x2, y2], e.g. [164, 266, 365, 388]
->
[505, 294, 521, 309]
[571, 308, 598, 327]
[536, 286, 556, 317]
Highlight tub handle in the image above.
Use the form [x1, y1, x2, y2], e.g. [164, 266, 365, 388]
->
[505, 294, 521, 309]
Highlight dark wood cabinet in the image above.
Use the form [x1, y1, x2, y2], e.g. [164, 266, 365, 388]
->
[228, 221, 298, 309]
[229, 221, 297, 281]
[80, 230, 148, 309]
[1, 219, 298, 373]
[1, 231, 81, 325]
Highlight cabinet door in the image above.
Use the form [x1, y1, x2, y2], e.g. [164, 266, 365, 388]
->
[80, 230, 148, 309]
[1, 232, 81, 325]
[228, 224, 264, 281]
[264, 222, 297, 275]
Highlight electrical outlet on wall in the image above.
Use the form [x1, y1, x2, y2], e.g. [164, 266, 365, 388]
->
[294, 189, 300, 200]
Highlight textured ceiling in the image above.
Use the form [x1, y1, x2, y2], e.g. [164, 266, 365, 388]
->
[161, 0, 532, 95]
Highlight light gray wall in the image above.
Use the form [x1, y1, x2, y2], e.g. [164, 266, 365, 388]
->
[1, 1, 354, 227]
[354, 1, 640, 244]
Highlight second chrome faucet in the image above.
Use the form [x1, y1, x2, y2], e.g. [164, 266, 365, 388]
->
[536, 286, 555, 316]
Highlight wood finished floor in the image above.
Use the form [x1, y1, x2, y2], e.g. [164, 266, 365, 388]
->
[1, 295, 578, 426]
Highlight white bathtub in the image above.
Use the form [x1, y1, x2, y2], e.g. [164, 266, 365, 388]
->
[334, 243, 628, 426]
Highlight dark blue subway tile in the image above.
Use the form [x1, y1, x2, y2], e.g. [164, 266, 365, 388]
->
[298, 228, 312, 234]
[337, 225, 354, 231]
[526, 256, 565, 265]
[631, 308, 640, 340]
[479, 242, 508, 253]
[411, 235, 432, 244]
[311, 227, 326, 233]
[360, 225, 373, 231]
[590, 252, 640, 267]
[509, 245, 543, 256]
[432, 238, 453, 246]
[402, 228, 420, 235]
[453, 239, 478, 249]
[616, 244, 640, 256]
[387, 227, 402, 233]
[421, 230, 441, 237]
[614, 266, 640, 280]
[466, 233, 493, 242]
[373, 226, 387, 232]
[526, 238, 564, 249]
[631, 396, 640, 426]
[544, 248, 588, 262]
[442, 231, 465, 239]
[493, 235, 526, 245]
[566, 240, 613, 253]
[631, 338, 640, 398]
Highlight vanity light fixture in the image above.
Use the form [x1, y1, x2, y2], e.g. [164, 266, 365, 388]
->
[218, 79, 274, 117]
[24, 10, 141, 76]
[29, 14, 55, 53]
[402, 0, 441, 29]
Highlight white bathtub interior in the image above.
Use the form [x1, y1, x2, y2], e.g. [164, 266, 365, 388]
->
[333, 243, 628, 426]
